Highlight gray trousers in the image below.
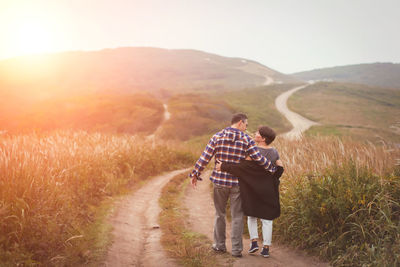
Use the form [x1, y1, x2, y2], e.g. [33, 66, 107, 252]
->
[213, 183, 243, 255]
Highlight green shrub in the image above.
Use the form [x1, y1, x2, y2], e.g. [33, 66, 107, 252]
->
[275, 160, 400, 266]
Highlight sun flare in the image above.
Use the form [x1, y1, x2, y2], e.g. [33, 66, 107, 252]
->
[13, 20, 54, 56]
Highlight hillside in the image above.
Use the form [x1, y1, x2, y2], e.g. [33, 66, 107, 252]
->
[0, 94, 164, 134]
[159, 84, 298, 142]
[0, 47, 300, 134]
[287, 82, 400, 143]
[159, 94, 233, 141]
[292, 63, 400, 89]
[0, 47, 298, 102]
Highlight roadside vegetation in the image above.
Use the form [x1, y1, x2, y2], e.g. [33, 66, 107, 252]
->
[159, 172, 220, 266]
[287, 82, 400, 143]
[160, 134, 399, 266]
[273, 136, 399, 266]
[0, 131, 195, 266]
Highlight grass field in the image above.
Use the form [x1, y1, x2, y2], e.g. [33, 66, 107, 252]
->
[2, 81, 399, 266]
[161, 84, 301, 143]
[0, 131, 195, 266]
[159, 134, 399, 266]
[160, 93, 233, 141]
[273, 135, 399, 266]
[287, 82, 400, 143]
[222, 84, 299, 134]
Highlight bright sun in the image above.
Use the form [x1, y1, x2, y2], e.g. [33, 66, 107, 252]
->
[14, 21, 53, 56]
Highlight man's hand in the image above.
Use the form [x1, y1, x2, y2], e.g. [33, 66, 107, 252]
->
[216, 161, 222, 171]
[275, 159, 283, 167]
[191, 177, 198, 189]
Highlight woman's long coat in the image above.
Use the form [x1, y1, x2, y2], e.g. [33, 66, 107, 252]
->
[221, 160, 283, 220]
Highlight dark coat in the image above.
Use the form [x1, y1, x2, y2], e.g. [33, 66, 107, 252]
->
[221, 160, 284, 220]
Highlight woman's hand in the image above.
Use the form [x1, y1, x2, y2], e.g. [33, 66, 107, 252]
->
[216, 160, 222, 171]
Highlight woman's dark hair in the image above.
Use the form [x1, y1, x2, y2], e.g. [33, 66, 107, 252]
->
[258, 126, 276, 145]
[231, 113, 248, 124]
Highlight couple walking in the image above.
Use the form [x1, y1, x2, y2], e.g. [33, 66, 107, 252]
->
[189, 113, 283, 258]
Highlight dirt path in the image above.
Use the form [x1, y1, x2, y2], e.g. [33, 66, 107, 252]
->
[104, 168, 189, 267]
[103, 84, 323, 266]
[275, 84, 319, 139]
[185, 171, 328, 266]
[146, 103, 170, 146]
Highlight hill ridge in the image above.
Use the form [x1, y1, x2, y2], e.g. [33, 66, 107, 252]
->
[292, 62, 400, 89]
[0, 47, 298, 101]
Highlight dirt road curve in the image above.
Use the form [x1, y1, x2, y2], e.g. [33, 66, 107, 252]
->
[105, 168, 190, 267]
[275, 84, 319, 139]
[185, 171, 328, 267]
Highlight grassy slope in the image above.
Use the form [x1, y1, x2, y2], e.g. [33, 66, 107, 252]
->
[0, 93, 164, 135]
[223, 84, 299, 134]
[0, 47, 295, 99]
[287, 82, 400, 143]
[160, 94, 233, 141]
[292, 62, 400, 89]
[161, 84, 300, 143]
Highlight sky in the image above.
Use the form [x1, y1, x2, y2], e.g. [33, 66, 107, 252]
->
[0, 0, 399, 73]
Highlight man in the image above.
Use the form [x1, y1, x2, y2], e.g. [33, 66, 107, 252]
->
[189, 113, 275, 257]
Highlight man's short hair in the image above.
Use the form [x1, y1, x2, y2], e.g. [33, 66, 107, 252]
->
[258, 126, 276, 145]
[231, 113, 248, 124]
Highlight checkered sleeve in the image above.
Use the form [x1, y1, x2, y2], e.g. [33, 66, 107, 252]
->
[189, 135, 217, 179]
[247, 138, 275, 172]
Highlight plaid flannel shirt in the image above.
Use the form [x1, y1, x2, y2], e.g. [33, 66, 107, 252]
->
[189, 127, 275, 186]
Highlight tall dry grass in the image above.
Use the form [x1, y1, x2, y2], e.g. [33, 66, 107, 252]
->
[275, 136, 397, 178]
[272, 136, 400, 266]
[0, 131, 194, 266]
[159, 172, 219, 267]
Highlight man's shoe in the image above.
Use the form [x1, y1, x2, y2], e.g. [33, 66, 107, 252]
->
[232, 253, 242, 258]
[248, 241, 259, 253]
[260, 247, 270, 258]
[211, 244, 226, 253]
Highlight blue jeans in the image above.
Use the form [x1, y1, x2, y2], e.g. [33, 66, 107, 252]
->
[213, 183, 243, 255]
